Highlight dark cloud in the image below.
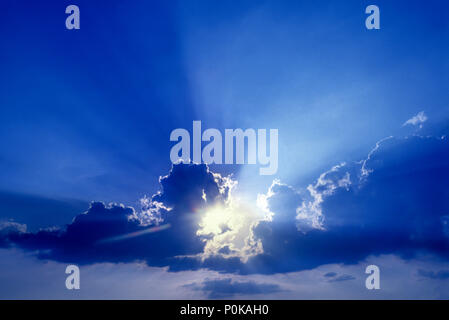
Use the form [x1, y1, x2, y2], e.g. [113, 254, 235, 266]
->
[324, 272, 337, 278]
[243, 136, 449, 273]
[185, 278, 282, 299]
[2, 164, 231, 266]
[1, 137, 449, 275]
[0, 221, 26, 248]
[322, 271, 356, 283]
[417, 269, 449, 280]
[328, 274, 356, 282]
[150, 163, 230, 215]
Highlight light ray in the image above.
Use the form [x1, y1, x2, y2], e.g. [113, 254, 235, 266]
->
[96, 223, 171, 245]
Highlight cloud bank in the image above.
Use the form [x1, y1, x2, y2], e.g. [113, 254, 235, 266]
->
[1, 135, 449, 275]
[244, 135, 449, 273]
[1, 164, 234, 267]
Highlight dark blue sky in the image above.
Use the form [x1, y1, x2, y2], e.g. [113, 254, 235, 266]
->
[0, 0, 448, 299]
[0, 1, 447, 204]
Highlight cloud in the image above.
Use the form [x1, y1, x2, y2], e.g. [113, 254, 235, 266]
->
[417, 269, 449, 280]
[3, 249, 448, 299]
[0, 248, 216, 299]
[324, 272, 337, 278]
[243, 135, 449, 273]
[403, 111, 427, 128]
[1, 136, 449, 275]
[323, 271, 355, 282]
[0, 221, 26, 234]
[2, 164, 235, 267]
[328, 274, 356, 282]
[0, 221, 26, 247]
[185, 278, 282, 299]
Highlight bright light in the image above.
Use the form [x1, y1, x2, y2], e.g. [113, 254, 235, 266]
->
[198, 204, 232, 236]
[196, 197, 265, 260]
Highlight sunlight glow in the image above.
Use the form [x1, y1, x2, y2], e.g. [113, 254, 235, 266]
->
[198, 204, 233, 236]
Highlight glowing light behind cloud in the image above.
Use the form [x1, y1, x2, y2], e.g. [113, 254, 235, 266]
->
[196, 194, 264, 261]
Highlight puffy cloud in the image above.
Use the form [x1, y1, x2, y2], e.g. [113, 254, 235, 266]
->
[2, 163, 236, 267]
[1, 136, 449, 275]
[0, 221, 27, 234]
[295, 162, 353, 233]
[244, 135, 449, 273]
[256, 180, 320, 233]
[403, 111, 427, 128]
[0, 221, 26, 247]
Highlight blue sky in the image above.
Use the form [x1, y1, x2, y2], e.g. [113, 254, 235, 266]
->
[0, 0, 448, 299]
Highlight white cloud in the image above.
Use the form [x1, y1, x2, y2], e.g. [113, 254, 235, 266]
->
[360, 136, 393, 178]
[403, 111, 427, 128]
[196, 181, 264, 262]
[296, 163, 350, 232]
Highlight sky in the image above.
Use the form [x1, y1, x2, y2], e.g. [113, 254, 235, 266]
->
[0, 0, 448, 299]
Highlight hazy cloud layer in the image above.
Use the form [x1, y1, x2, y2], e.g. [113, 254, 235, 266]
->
[185, 278, 283, 299]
